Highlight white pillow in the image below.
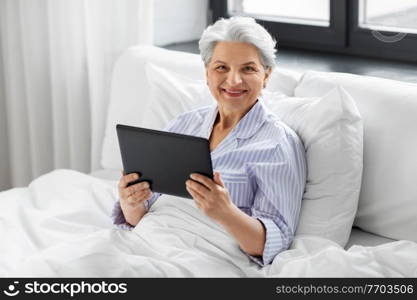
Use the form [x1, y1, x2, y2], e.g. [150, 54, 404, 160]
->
[100, 46, 206, 170]
[295, 71, 417, 243]
[267, 67, 301, 96]
[142, 63, 215, 130]
[263, 87, 363, 247]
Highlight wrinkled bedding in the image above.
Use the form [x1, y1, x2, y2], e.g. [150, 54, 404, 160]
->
[0, 170, 416, 277]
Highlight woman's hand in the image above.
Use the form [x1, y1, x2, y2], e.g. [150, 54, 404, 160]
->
[185, 172, 234, 222]
[187, 172, 266, 257]
[118, 171, 152, 226]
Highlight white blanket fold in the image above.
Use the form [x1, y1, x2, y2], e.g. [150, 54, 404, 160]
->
[0, 170, 416, 277]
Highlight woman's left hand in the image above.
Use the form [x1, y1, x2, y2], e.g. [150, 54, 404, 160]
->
[186, 172, 234, 222]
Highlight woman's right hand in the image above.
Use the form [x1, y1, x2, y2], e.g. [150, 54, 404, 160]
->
[118, 171, 153, 226]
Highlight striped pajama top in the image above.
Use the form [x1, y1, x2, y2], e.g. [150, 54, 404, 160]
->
[111, 98, 307, 266]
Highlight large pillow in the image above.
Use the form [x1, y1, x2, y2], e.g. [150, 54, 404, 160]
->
[263, 88, 363, 247]
[267, 67, 301, 96]
[100, 46, 206, 170]
[142, 63, 215, 130]
[294, 71, 417, 243]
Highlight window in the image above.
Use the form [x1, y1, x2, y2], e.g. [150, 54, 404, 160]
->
[359, 0, 417, 34]
[228, 0, 330, 27]
[211, 0, 417, 63]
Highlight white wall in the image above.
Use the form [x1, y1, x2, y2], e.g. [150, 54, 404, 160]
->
[154, 0, 209, 46]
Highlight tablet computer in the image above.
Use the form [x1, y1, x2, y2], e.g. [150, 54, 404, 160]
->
[116, 124, 213, 199]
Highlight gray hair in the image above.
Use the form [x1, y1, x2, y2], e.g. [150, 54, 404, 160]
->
[198, 16, 277, 69]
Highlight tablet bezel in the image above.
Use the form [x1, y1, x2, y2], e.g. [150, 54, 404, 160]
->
[116, 124, 213, 199]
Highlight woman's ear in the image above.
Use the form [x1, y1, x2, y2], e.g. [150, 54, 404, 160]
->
[263, 67, 272, 88]
[205, 68, 209, 86]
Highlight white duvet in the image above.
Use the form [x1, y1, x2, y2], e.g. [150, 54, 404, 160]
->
[0, 170, 416, 277]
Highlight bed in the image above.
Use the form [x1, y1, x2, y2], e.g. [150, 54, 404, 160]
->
[0, 168, 414, 277]
[1, 46, 416, 277]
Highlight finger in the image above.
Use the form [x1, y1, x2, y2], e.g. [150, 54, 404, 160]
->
[186, 183, 206, 200]
[187, 186, 204, 205]
[136, 189, 152, 202]
[193, 195, 204, 209]
[190, 191, 203, 209]
[119, 176, 127, 189]
[120, 188, 130, 200]
[137, 181, 150, 191]
[121, 185, 140, 201]
[126, 182, 150, 195]
[119, 173, 139, 189]
[119, 170, 125, 185]
[186, 179, 209, 196]
[189, 173, 215, 190]
[120, 180, 133, 197]
[135, 187, 152, 200]
[125, 173, 139, 185]
[127, 195, 145, 205]
[213, 172, 225, 188]
[127, 189, 152, 204]
[123, 186, 135, 199]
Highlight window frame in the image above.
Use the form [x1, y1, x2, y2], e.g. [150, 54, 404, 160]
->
[210, 0, 417, 63]
[347, 0, 417, 62]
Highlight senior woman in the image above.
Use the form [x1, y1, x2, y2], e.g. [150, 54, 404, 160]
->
[112, 16, 307, 266]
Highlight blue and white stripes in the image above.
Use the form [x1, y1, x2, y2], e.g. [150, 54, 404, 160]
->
[112, 99, 307, 266]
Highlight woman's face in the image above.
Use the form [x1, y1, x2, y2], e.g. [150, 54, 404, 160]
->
[206, 41, 271, 112]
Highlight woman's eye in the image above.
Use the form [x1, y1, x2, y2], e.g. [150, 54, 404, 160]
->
[216, 65, 226, 71]
[244, 66, 256, 72]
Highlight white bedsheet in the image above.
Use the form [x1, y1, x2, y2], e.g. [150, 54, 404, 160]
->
[89, 169, 398, 249]
[0, 169, 416, 277]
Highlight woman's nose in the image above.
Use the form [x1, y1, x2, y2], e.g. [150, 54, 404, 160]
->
[226, 70, 242, 86]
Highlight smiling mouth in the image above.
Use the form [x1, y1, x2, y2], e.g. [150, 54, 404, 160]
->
[221, 88, 248, 97]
